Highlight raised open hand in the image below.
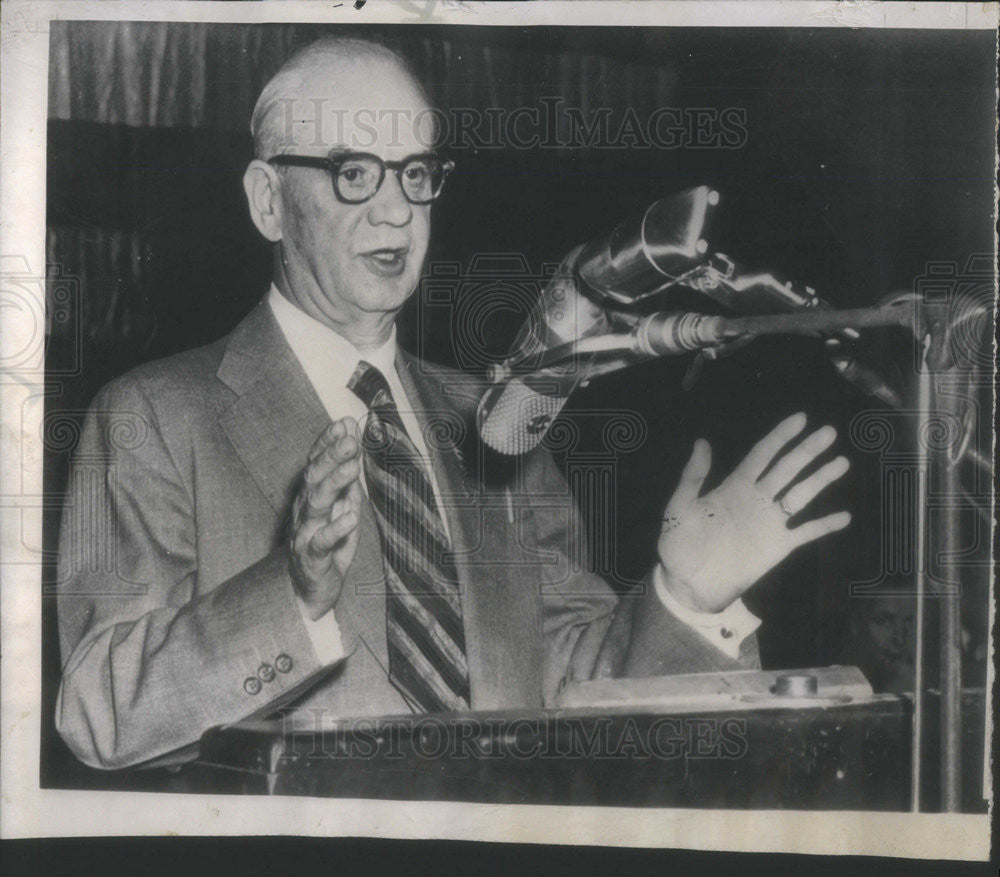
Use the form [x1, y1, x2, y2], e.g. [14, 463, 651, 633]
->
[290, 417, 365, 621]
[656, 412, 851, 614]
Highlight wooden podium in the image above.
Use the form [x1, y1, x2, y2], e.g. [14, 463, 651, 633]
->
[187, 666, 913, 809]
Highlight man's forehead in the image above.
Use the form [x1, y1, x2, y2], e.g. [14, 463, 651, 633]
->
[277, 58, 436, 157]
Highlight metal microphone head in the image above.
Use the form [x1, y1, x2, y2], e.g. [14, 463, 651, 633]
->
[476, 376, 575, 456]
[477, 250, 608, 455]
[575, 185, 719, 305]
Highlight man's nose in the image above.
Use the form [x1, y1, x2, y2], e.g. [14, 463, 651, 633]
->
[367, 172, 413, 227]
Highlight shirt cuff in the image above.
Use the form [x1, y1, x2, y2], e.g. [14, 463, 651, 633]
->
[652, 564, 761, 661]
[297, 597, 347, 665]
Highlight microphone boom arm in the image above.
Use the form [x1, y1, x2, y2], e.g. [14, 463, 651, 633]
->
[488, 299, 916, 383]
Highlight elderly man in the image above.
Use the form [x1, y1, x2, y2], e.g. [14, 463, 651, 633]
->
[56, 38, 850, 769]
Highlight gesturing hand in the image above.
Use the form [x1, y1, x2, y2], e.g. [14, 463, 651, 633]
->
[290, 417, 364, 621]
[657, 412, 851, 614]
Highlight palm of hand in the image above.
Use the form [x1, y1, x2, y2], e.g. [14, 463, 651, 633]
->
[657, 414, 851, 614]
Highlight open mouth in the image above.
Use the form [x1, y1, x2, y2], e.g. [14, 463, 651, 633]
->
[360, 247, 409, 277]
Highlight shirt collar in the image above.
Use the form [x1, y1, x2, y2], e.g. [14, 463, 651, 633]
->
[267, 283, 398, 388]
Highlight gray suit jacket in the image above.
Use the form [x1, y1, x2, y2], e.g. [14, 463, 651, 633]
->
[55, 299, 758, 769]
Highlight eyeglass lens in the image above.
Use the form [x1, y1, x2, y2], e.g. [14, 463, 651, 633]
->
[336, 155, 444, 204]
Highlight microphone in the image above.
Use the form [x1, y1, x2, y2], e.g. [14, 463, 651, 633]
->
[476, 373, 578, 457]
[573, 186, 720, 305]
[477, 185, 917, 455]
[477, 249, 610, 456]
[478, 186, 723, 456]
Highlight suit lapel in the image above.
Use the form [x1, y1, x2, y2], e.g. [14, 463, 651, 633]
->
[396, 353, 542, 709]
[217, 301, 332, 519]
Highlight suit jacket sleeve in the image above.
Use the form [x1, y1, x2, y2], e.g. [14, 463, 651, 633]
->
[55, 377, 330, 769]
[522, 446, 760, 706]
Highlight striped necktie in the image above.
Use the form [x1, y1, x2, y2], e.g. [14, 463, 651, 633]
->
[348, 360, 471, 712]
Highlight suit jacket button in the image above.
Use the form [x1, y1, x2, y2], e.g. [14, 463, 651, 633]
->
[275, 653, 293, 674]
[244, 676, 262, 695]
[257, 663, 275, 683]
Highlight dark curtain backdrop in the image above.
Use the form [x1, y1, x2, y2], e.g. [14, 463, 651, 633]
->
[43, 21, 995, 786]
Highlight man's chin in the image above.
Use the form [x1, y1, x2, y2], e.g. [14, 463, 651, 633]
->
[350, 273, 419, 314]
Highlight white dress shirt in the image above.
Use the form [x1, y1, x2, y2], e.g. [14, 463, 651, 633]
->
[269, 284, 760, 667]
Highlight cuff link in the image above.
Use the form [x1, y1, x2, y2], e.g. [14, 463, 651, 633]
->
[275, 653, 293, 674]
[243, 676, 263, 695]
[257, 662, 275, 683]
[720, 627, 734, 639]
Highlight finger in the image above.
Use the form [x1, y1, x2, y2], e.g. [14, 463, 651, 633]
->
[668, 439, 712, 510]
[309, 419, 346, 462]
[780, 455, 850, 516]
[788, 510, 852, 548]
[758, 424, 838, 495]
[305, 430, 362, 486]
[305, 426, 352, 485]
[330, 496, 346, 522]
[302, 458, 362, 517]
[308, 508, 360, 556]
[341, 416, 361, 445]
[736, 412, 808, 481]
[345, 478, 365, 509]
[334, 432, 360, 461]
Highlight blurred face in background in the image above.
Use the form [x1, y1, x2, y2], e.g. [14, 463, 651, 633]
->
[862, 595, 915, 666]
[848, 593, 916, 692]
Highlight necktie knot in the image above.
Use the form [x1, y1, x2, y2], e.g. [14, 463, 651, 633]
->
[348, 360, 405, 454]
[348, 360, 393, 411]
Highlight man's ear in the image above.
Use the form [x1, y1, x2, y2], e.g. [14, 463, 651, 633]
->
[243, 160, 284, 242]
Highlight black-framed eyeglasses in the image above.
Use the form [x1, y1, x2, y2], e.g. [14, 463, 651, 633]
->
[267, 150, 455, 205]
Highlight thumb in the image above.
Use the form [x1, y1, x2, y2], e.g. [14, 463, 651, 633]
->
[669, 438, 711, 510]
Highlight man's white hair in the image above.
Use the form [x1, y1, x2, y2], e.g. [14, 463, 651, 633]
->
[250, 37, 426, 160]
